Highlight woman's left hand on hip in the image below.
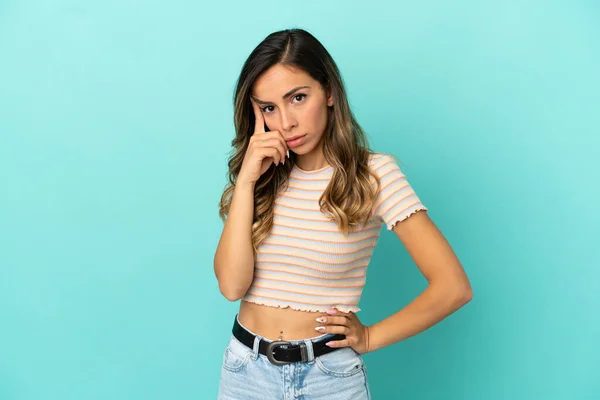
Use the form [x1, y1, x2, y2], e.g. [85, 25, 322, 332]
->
[315, 308, 371, 354]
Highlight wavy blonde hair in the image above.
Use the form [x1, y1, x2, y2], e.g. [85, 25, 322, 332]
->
[218, 28, 382, 255]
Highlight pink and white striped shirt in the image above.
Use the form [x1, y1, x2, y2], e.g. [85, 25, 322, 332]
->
[242, 152, 428, 313]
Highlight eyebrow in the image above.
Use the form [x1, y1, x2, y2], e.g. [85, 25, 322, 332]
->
[251, 86, 311, 104]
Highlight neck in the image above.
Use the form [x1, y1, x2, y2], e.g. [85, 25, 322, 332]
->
[295, 146, 328, 171]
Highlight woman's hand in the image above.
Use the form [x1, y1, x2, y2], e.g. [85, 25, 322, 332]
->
[237, 98, 290, 186]
[315, 308, 371, 354]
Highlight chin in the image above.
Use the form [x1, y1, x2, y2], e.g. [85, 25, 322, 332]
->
[289, 137, 309, 154]
[291, 146, 310, 155]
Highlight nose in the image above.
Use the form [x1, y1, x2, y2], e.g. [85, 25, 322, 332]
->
[279, 109, 298, 132]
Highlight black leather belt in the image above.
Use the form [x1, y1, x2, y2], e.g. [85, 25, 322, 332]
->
[232, 315, 346, 366]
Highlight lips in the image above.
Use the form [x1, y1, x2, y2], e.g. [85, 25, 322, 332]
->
[286, 134, 306, 143]
[286, 134, 307, 148]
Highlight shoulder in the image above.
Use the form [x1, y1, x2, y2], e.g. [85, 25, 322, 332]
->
[368, 151, 385, 166]
[367, 151, 401, 175]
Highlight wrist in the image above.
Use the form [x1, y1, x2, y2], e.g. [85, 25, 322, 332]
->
[365, 325, 372, 354]
[235, 179, 256, 192]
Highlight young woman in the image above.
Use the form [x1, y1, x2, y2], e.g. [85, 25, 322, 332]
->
[214, 28, 472, 399]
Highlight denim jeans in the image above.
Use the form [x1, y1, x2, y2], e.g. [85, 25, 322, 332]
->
[217, 316, 371, 399]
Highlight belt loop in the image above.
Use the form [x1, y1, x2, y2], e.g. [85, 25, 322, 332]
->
[303, 338, 315, 364]
[252, 335, 262, 360]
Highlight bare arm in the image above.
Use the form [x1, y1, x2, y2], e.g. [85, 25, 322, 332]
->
[213, 97, 289, 301]
[367, 211, 473, 352]
[213, 181, 256, 301]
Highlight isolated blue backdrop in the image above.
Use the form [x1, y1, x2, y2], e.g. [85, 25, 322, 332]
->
[1, 1, 598, 399]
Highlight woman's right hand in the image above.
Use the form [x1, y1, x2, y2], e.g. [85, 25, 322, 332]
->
[238, 98, 289, 186]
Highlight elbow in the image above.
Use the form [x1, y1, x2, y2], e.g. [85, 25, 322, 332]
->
[219, 285, 246, 302]
[216, 274, 250, 302]
[431, 280, 473, 308]
[213, 255, 253, 302]
[459, 287, 473, 304]
[453, 284, 473, 307]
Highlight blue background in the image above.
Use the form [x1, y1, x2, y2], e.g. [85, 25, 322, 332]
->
[1, 1, 598, 399]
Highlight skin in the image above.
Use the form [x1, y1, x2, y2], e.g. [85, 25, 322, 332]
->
[237, 63, 473, 354]
[250, 64, 333, 171]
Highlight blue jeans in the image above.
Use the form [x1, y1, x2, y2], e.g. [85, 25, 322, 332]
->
[218, 316, 371, 399]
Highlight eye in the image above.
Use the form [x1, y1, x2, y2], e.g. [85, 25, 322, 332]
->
[293, 93, 307, 103]
[260, 93, 307, 114]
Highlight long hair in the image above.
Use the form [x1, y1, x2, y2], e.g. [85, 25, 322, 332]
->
[218, 28, 381, 255]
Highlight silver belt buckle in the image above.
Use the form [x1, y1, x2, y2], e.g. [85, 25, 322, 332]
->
[266, 340, 293, 366]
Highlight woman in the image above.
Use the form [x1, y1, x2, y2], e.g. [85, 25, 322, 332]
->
[214, 28, 472, 399]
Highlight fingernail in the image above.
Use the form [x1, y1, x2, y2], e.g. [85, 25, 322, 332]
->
[325, 342, 333, 347]
[286, 149, 290, 158]
[316, 317, 326, 323]
[326, 309, 337, 315]
[315, 326, 325, 332]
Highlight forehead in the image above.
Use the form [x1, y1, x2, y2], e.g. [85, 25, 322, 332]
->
[252, 64, 316, 98]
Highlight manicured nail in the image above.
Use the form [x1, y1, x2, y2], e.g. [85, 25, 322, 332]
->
[326, 309, 337, 315]
[325, 342, 334, 347]
[286, 149, 290, 158]
[315, 326, 325, 332]
[316, 317, 326, 323]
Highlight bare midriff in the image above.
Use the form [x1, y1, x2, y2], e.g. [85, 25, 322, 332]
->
[237, 300, 329, 341]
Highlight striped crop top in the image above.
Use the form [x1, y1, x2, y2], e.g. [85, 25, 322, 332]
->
[241, 152, 428, 313]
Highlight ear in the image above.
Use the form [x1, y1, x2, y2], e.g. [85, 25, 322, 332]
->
[326, 88, 334, 107]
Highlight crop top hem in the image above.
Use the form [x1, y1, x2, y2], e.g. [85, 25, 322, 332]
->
[242, 298, 361, 314]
